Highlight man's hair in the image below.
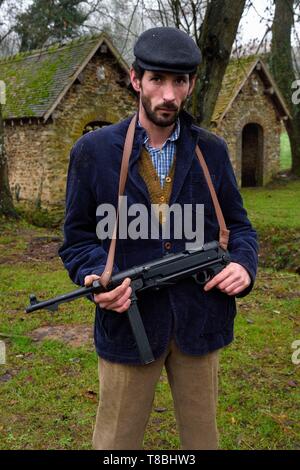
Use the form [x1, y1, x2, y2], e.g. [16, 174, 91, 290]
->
[132, 60, 145, 80]
[132, 61, 196, 82]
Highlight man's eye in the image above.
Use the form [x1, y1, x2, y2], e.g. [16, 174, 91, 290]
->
[151, 77, 161, 82]
[176, 78, 187, 84]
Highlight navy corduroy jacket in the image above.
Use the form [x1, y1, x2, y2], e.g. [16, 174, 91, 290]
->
[59, 111, 258, 364]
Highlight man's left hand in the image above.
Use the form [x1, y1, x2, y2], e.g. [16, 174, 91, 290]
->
[204, 262, 251, 296]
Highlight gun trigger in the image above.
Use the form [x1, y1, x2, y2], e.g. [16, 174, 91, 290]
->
[193, 271, 210, 285]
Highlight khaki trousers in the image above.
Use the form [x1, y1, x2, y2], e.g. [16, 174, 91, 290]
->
[92, 339, 219, 450]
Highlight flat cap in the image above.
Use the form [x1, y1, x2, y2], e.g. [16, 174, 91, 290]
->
[134, 27, 201, 74]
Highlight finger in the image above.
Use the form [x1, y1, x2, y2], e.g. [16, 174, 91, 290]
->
[94, 277, 131, 304]
[204, 267, 233, 291]
[84, 274, 100, 286]
[218, 280, 243, 295]
[217, 275, 241, 291]
[227, 276, 251, 295]
[227, 283, 248, 296]
[114, 298, 132, 313]
[102, 286, 132, 310]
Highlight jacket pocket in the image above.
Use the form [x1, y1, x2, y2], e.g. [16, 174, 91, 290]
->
[98, 307, 136, 347]
[202, 289, 236, 334]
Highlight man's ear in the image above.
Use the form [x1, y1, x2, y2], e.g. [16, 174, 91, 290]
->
[188, 75, 197, 96]
[130, 67, 141, 93]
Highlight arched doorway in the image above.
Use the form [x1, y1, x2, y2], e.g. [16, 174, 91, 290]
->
[241, 123, 264, 187]
[83, 120, 111, 135]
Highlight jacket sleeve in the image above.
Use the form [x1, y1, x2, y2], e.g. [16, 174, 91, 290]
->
[58, 138, 119, 287]
[217, 139, 259, 297]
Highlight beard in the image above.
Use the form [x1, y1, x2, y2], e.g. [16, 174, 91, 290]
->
[140, 94, 186, 127]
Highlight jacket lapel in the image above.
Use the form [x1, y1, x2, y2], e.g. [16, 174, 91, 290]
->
[127, 126, 152, 207]
[169, 114, 199, 205]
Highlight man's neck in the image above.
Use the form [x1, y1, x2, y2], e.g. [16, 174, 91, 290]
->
[139, 108, 176, 149]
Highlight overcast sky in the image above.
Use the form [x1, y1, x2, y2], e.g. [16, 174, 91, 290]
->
[239, 0, 299, 46]
[2, 0, 299, 47]
[239, 0, 272, 44]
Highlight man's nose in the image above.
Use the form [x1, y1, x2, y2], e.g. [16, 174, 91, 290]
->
[162, 83, 176, 102]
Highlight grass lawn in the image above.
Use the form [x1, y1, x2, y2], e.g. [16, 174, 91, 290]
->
[280, 132, 292, 171]
[0, 181, 299, 450]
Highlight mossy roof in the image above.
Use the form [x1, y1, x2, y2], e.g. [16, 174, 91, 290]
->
[212, 55, 291, 124]
[1, 41, 289, 125]
[0, 33, 129, 121]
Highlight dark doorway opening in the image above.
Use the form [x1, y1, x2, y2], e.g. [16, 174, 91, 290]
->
[241, 123, 264, 187]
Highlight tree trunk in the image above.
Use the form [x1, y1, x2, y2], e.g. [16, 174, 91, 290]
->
[194, 0, 246, 128]
[0, 104, 18, 217]
[270, 0, 300, 176]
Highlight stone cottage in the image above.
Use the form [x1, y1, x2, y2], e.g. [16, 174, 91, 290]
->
[0, 39, 291, 223]
[211, 56, 291, 187]
[0, 33, 136, 223]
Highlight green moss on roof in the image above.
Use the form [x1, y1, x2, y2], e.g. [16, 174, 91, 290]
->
[212, 55, 260, 123]
[0, 34, 105, 120]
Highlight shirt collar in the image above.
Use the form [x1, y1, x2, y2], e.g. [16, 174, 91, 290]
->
[138, 119, 181, 148]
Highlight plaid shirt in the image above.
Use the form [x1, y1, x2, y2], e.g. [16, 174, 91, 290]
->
[139, 119, 180, 187]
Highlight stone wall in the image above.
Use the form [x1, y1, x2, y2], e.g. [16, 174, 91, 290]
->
[5, 49, 136, 222]
[212, 71, 282, 186]
[5, 121, 54, 211]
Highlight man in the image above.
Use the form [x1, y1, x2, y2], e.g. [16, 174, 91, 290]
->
[59, 27, 258, 450]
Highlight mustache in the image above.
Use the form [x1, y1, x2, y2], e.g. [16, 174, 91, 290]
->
[155, 103, 178, 111]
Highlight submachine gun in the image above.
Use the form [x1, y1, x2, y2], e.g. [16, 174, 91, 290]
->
[26, 241, 230, 365]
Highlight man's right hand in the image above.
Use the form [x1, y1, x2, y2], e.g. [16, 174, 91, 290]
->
[84, 275, 132, 313]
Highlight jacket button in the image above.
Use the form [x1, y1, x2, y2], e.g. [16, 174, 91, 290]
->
[164, 242, 171, 250]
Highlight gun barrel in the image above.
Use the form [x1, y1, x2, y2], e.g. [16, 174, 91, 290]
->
[25, 283, 101, 313]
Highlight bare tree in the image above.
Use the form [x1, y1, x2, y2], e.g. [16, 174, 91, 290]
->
[143, 0, 206, 38]
[0, 0, 26, 56]
[0, 0, 17, 216]
[194, 0, 247, 127]
[270, 0, 300, 176]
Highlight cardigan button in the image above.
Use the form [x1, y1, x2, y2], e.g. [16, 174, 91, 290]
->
[164, 242, 172, 250]
[165, 176, 172, 183]
[159, 195, 165, 202]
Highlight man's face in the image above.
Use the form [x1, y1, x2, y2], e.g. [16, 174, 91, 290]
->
[130, 70, 195, 127]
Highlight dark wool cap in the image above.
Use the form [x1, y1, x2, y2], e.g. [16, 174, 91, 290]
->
[134, 27, 201, 74]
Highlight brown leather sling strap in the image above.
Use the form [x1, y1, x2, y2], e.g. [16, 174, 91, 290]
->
[194, 146, 230, 250]
[99, 114, 230, 288]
